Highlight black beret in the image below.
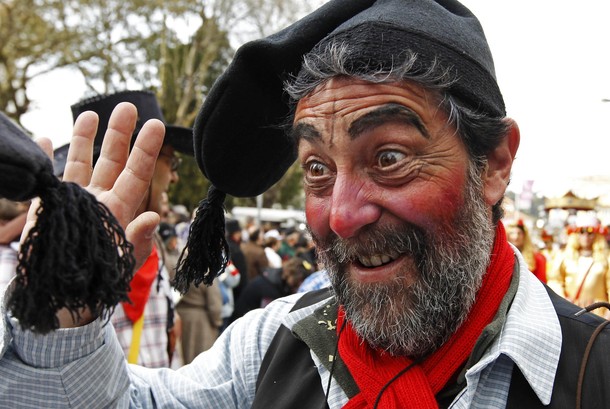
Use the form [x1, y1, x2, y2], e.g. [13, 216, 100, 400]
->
[53, 91, 194, 177]
[194, 0, 504, 198]
[0, 112, 55, 201]
[72, 90, 194, 155]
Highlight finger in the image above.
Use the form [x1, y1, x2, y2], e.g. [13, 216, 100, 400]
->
[90, 102, 138, 192]
[36, 137, 53, 158]
[107, 119, 165, 227]
[125, 211, 160, 271]
[63, 111, 99, 186]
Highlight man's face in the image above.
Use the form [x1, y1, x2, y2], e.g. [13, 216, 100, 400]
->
[507, 226, 525, 250]
[294, 77, 495, 357]
[578, 229, 596, 251]
[138, 144, 179, 216]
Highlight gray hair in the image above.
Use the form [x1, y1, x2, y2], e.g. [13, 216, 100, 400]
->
[284, 42, 509, 222]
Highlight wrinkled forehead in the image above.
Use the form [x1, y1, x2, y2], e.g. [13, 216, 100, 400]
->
[291, 76, 452, 146]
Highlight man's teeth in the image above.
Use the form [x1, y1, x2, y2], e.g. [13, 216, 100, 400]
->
[358, 253, 398, 267]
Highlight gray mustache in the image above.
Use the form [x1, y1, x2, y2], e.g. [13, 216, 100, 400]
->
[319, 224, 428, 265]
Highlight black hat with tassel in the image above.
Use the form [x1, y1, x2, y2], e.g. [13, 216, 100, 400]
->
[53, 90, 195, 177]
[175, 0, 504, 291]
[0, 111, 135, 333]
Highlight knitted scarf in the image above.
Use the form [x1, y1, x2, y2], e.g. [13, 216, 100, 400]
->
[339, 223, 513, 408]
[121, 245, 159, 322]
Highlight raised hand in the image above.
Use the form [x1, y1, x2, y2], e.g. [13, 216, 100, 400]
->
[27, 102, 166, 328]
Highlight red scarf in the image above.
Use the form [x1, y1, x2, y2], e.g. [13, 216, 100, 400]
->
[121, 245, 159, 322]
[339, 223, 513, 409]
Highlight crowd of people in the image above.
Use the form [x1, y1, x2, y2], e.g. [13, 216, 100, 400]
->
[157, 204, 322, 365]
[504, 214, 610, 319]
[1, 0, 610, 407]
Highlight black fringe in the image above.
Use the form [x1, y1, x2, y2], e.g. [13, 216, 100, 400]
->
[7, 181, 135, 334]
[173, 185, 228, 294]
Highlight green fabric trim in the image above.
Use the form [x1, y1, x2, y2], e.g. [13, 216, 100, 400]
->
[292, 297, 360, 398]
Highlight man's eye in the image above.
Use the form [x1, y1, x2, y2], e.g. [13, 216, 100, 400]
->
[377, 151, 406, 167]
[308, 162, 328, 177]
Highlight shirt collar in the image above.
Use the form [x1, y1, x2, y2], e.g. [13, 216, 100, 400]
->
[488, 245, 562, 404]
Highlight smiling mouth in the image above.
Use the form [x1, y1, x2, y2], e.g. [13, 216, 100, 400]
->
[358, 250, 401, 268]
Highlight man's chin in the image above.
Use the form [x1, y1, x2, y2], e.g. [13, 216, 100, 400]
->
[338, 275, 417, 318]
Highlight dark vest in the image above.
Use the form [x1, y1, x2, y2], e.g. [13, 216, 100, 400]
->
[252, 287, 610, 409]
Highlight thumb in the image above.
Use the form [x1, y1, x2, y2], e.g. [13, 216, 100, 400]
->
[125, 211, 160, 271]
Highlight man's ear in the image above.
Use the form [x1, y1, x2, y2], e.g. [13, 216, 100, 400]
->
[483, 118, 520, 207]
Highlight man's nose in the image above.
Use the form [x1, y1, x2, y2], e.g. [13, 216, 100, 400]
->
[329, 173, 381, 239]
[170, 169, 179, 183]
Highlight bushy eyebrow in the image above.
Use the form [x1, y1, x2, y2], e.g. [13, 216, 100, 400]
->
[289, 103, 429, 143]
[290, 122, 321, 143]
[348, 103, 430, 140]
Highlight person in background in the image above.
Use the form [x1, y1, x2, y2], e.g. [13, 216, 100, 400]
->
[240, 228, 268, 281]
[547, 213, 610, 317]
[506, 219, 547, 283]
[232, 256, 312, 320]
[167, 204, 190, 227]
[174, 207, 194, 251]
[225, 218, 248, 303]
[175, 278, 223, 364]
[540, 228, 558, 274]
[218, 260, 241, 333]
[60, 90, 193, 368]
[277, 228, 299, 261]
[158, 222, 181, 281]
[263, 234, 283, 268]
[294, 231, 318, 271]
[241, 216, 257, 243]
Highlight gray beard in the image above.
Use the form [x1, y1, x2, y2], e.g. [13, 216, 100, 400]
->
[311, 164, 495, 358]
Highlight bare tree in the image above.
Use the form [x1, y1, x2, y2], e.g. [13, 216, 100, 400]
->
[0, 0, 317, 125]
[1, 0, 319, 209]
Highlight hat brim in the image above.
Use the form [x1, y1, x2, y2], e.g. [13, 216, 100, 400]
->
[165, 125, 194, 156]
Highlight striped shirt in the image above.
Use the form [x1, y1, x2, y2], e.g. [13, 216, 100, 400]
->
[298, 269, 331, 293]
[110, 263, 173, 368]
[0, 249, 561, 408]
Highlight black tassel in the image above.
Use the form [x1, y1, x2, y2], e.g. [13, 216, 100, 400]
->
[173, 185, 228, 294]
[7, 179, 135, 334]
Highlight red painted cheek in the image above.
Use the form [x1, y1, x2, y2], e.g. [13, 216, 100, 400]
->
[387, 176, 466, 230]
[305, 197, 330, 237]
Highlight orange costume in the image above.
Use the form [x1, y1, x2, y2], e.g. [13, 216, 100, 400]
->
[547, 215, 610, 317]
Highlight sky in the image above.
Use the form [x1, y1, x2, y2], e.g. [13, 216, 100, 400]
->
[20, 0, 610, 200]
